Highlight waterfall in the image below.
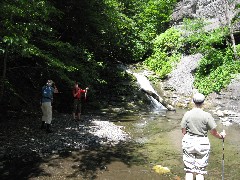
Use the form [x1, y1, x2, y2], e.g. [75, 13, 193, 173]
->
[132, 72, 167, 111]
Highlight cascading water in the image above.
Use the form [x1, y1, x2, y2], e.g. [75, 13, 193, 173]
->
[132, 72, 167, 112]
[123, 65, 174, 111]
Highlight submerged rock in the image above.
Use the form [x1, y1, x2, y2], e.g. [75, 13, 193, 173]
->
[152, 165, 170, 174]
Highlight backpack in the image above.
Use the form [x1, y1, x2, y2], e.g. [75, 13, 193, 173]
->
[42, 85, 53, 100]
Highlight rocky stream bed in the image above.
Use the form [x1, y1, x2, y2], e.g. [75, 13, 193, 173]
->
[0, 113, 133, 179]
[1, 54, 240, 179]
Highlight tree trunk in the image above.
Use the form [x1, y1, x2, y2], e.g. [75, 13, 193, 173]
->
[0, 45, 9, 121]
[225, 0, 239, 60]
[0, 45, 9, 103]
[229, 29, 238, 60]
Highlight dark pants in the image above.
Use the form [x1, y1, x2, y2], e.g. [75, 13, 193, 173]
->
[73, 99, 82, 114]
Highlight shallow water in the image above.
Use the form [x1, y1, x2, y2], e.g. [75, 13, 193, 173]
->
[28, 108, 240, 180]
[97, 108, 240, 180]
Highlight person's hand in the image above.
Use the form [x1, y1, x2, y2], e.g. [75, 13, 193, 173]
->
[54, 87, 59, 93]
[220, 130, 226, 139]
[86, 87, 89, 90]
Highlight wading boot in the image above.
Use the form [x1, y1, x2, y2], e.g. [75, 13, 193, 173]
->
[40, 121, 46, 130]
[46, 124, 53, 133]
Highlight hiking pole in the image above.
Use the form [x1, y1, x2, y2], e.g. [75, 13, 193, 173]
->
[85, 87, 89, 102]
[222, 130, 225, 180]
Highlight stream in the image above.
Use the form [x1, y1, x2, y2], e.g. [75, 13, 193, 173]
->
[2, 105, 240, 180]
[1, 72, 240, 180]
[92, 71, 240, 180]
[95, 108, 240, 180]
[36, 71, 240, 180]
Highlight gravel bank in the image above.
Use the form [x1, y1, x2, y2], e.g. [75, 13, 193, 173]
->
[163, 53, 202, 96]
[161, 53, 202, 107]
[0, 113, 131, 179]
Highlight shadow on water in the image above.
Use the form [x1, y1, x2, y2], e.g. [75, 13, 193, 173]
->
[65, 142, 147, 179]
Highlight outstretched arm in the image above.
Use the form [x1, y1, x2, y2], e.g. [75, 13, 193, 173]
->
[53, 85, 59, 93]
[210, 128, 226, 139]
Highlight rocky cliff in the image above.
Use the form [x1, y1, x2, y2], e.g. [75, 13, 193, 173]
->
[172, 0, 240, 31]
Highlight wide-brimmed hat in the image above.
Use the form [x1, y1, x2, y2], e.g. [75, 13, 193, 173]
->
[193, 93, 205, 103]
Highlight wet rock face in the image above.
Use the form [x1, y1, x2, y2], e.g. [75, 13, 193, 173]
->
[172, 0, 237, 28]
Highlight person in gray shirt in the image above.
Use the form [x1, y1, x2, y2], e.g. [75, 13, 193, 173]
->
[181, 93, 226, 180]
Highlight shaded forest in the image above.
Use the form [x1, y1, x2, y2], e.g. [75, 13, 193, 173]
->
[0, 0, 177, 120]
[1, 0, 240, 120]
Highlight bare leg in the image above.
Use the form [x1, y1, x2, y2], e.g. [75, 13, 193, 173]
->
[73, 112, 76, 119]
[185, 172, 194, 180]
[77, 113, 81, 120]
[196, 174, 204, 180]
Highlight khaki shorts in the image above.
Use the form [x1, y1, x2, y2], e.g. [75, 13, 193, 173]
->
[41, 102, 52, 124]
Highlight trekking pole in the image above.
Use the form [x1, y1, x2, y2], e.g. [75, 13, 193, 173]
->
[222, 129, 225, 180]
[85, 87, 89, 102]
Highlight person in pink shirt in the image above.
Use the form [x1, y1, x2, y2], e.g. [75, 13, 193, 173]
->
[72, 82, 88, 121]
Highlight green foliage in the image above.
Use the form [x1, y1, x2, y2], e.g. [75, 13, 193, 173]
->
[194, 48, 240, 95]
[153, 28, 184, 53]
[182, 19, 228, 54]
[236, 44, 240, 57]
[143, 28, 183, 78]
[0, 0, 104, 109]
[135, 0, 177, 34]
[129, 0, 178, 61]
[0, 0, 61, 56]
[178, 18, 240, 95]
[195, 49, 227, 75]
[42, 0, 177, 64]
